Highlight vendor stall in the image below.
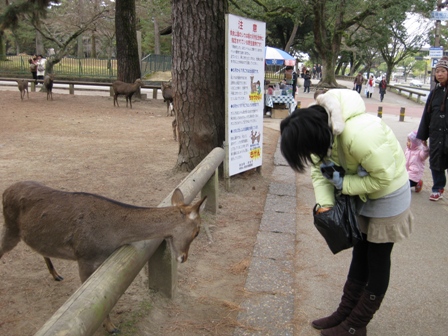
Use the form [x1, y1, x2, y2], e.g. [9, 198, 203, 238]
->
[265, 94, 296, 118]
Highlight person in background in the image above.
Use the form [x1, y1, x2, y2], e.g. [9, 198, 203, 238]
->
[303, 70, 311, 93]
[36, 54, 46, 84]
[417, 56, 448, 201]
[301, 64, 307, 78]
[405, 131, 429, 193]
[316, 64, 322, 80]
[353, 72, 364, 94]
[378, 76, 387, 102]
[292, 69, 298, 96]
[29, 55, 38, 85]
[366, 75, 375, 98]
[280, 89, 413, 336]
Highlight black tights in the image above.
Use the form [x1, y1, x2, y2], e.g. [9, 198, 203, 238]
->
[347, 234, 394, 296]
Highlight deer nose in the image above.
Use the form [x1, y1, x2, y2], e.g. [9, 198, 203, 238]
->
[177, 253, 187, 263]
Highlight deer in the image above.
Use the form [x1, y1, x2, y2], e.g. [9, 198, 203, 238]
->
[161, 82, 174, 117]
[0, 181, 207, 334]
[112, 78, 143, 109]
[43, 74, 54, 100]
[17, 79, 29, 100]
[161, 82, 178, 141]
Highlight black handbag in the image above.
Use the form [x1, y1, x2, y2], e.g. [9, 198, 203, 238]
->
[313, 192, 362, 254]
[312, 140, 362, 254]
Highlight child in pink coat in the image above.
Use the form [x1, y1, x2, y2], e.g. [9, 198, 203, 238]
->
[405, 130, 429, 192]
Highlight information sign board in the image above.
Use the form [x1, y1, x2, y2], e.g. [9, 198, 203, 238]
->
[430, 11, 448, 20]
[225, 14, 266, 177]
[430, 47, 444, 58]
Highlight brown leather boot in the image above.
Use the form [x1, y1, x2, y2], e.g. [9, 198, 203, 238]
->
[320, 290, 384, 336]
[311, 278, 366, 330]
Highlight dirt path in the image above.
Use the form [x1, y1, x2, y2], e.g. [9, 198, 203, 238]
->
[0, 89, 278, 336]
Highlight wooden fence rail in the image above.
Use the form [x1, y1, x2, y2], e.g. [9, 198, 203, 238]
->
[0, 77, 164, 99]
[34, 147, 225, 336]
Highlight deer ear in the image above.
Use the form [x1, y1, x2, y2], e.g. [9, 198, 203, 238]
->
[171, 188, 184, 206]
[188, 196, 207, 220]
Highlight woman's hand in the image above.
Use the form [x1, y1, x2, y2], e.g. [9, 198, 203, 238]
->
[316, 207, 331, 214]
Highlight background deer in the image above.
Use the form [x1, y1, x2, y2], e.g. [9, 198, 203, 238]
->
[17, 79, 29, 100]
[43, 74, 54, 100]
[112, 78, 143, 109]
[161, 82, 178, 141]
[0, 181, 207, 334]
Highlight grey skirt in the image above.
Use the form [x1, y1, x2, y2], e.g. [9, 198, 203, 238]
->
[357, 207, 414, 243]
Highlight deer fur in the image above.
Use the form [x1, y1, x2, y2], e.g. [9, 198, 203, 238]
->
[161, 82, 174, 116]
[43, 74, 54, 101]
[161, 82, 178, 141]
[17, 80, 29, 100]
[0, 181, 206, 334]
[112, 79, 143, 109]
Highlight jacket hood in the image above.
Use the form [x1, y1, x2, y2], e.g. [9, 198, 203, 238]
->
[315, 89, 366, 136]
[408, 130, 421, 150]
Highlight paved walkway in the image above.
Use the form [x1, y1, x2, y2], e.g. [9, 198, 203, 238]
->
[235, 83, 448, 335]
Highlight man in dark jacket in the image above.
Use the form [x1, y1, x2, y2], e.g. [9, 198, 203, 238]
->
[417, 56, 448, 201]
[353, 72, 365, 94]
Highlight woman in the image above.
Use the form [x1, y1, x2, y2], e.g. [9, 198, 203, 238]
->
[280, 89, 413, 336]
[29, 55, 38, 84]
[366, 75, 375, 98]
[417, 56, 448, 201]
[36, 54, 46, 84]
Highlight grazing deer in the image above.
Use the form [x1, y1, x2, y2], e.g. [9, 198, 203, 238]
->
[17, 79, 29, 100]
[0, 181, 207, 334]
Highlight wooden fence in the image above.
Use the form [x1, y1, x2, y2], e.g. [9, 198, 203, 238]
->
[0, 77, 165, 99]
[34, 147, 225, 336]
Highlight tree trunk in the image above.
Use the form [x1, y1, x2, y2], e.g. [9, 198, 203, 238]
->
[35, 30, 45, 55]
[115, 0, 141, 82]
[149, 0, 161, 54]
[0, 31, 6, 61]
[172, 0, 227, 171]
[91, 31, 97, 58]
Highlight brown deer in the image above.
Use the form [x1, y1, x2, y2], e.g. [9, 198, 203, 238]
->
[0, 181, 207, 334]
[161, 82, 178, 141]
[17, 79, 29, 100]
[112, 78, 143, 109]
[43, 74, 54, 100]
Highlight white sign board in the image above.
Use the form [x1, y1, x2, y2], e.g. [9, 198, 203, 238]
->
[225, 14, 266, 177]
[430, 11, 448, 20]
[430, 47, 444, 58]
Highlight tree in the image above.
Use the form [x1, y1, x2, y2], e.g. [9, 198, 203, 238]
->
[115, 0, 140, 82]
[379, 18, 431, 84]
[0, 0, 56, 60]
[172, 0, 227, 171]
[26, 2, 108, 73]
[305, 0, 434, 87]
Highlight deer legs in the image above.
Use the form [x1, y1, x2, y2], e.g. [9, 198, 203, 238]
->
[44, 257, 64, 281]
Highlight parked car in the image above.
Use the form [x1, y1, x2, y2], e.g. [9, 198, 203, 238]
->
[409, 79, 423, 87]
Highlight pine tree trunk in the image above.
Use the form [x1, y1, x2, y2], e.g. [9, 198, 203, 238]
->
[172, 0, 227, 171]
[115, 0, 141, 82]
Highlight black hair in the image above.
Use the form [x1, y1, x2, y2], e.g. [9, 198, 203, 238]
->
[280, 105, 332, 173]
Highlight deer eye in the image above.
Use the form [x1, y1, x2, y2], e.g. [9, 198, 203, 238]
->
[194, 230, 199, 238]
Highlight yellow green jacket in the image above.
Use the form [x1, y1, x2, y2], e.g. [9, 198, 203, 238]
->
[311, 89, 408, 208]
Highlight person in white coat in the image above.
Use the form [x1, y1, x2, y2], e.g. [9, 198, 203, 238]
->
[366, 75, 375, 98]
[36, 55, 46, 84]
